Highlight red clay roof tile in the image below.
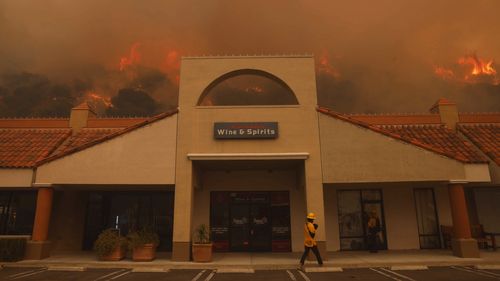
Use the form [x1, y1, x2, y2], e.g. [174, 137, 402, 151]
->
[0, 129, 71, 168]
[458, 124, 500, 165]
[318, 107, 488, 164]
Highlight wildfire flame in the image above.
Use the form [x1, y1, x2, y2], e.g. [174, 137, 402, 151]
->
[119, 43, 141, 71]
[317, 51, 341, 79]
[85, 91, 113, 108]
[458, 54, 496, 77]
[434, 53, 498, 85]
[163, 50, 181, 83]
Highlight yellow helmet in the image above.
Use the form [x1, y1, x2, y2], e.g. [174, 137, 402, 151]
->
[307, 212, 316, 219]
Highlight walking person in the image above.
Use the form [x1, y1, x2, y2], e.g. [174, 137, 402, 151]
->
[299, 212, 323, 269]
[367, 210, 381, 253]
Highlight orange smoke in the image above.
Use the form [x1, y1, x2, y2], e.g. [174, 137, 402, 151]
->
[317, 51, 340, 79]
[119, 43, 141, 71]
[434, 53, 498, 85]
[85, 91, 113, 108]
[162, 50, 181, 83]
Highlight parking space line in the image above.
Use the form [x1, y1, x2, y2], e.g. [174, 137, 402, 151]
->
[8, 268, 45, 278]
[379, 268, 416, 281]
[204, 270, 216, 281]
[297, 270, 311, 281]
[93, 269, 128, 281]
[191, 269, 206, 281]
[451, 266, 500, 280]
[477, 269, 500, 278]
[369, 268, 403, 281]
[108, 270, 131, 280]
[10, 268, 48, 280]
[286, 270, 297, 281]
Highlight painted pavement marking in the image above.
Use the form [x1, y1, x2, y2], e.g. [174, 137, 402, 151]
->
[379, 267, 417, 281]
[9, 268, 47, 280]
[297, 269, 311, 281]
[369, 268, 403, 281]
[92, 269, 128, 281]
[107, 270, 131, 280]
[203, 270, 216, 281]
[191, 269, 207, 281]
[286, 269, 297, 281]
[451, 266, 500, 279]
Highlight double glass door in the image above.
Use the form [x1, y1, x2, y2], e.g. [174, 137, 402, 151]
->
[338, 189, 388, 250]
[211, 191, 291, 252]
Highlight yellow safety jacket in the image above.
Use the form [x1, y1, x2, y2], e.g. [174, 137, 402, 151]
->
[304, 222, 317, 247]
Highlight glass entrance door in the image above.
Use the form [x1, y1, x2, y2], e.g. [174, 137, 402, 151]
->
[211, 191, 289, 252]
[338, 189, 388, 250]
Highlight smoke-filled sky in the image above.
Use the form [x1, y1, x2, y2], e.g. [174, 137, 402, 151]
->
[1, 0, 499, 115]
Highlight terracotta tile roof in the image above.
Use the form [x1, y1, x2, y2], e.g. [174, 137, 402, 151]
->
[318, 107, 488, 164]
[459, 113, 500, 124]
[0, 129, 71, 168]
[0, 118, 69, 128]
[86, 118, 148, 128]
[52, 128, 122, 155]
[348, 114, 441, 125]
[36, 109, 178, 166]
[458, 124, 500, 165]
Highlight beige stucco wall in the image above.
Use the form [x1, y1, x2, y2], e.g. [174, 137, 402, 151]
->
[319, 114, 473, 183]
[35, 115, 177, 185]
[192, 169, 307, 252]
[174, 56, 325, 247]
[0, 169, 33, 187]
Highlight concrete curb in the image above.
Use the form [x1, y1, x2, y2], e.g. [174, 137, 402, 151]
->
[390, 265, 428, 271]
[47, 266, 86, 271]
[304, 267, 342, 272]
[217, 268, 254, 273]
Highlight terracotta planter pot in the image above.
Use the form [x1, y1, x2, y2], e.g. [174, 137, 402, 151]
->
[99, 245, 125, 261]
[192, 243, 213, 262]
[132, 243, 157, 261]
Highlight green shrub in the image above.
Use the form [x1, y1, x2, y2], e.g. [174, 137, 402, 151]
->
[193, 224, 210, 244]
[93, 229, 127, 258]
[127, 227, 159, 250]
[0, 238, 26, 261]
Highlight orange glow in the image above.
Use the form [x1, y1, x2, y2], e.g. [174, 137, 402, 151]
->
[85, 91, 113, 108]
[119, 43, 141, 71]
[162, 50, 181, 83]
[434, 53, 498, 85]
[245, 86, 264, 93]
[434, 66, 455, 81]
[317, 51, 340, 79]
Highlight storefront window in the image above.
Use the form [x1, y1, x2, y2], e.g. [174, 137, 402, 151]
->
[0, 191, 36, 235]
[83, 191, 174, 251]
[337, 189, 387, 251]
[414, 188, 441, 249]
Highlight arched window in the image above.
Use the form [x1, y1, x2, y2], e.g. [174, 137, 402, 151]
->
[197, 69, 299, 106]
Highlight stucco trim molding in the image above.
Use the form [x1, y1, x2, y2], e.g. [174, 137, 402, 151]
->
[187, 152, 310, 160]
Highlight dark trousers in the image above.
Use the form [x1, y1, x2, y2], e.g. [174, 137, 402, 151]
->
[300, 245, 323, 265]
[367, 233, 379, 252]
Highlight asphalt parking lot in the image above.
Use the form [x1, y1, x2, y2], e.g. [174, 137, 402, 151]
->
[1, 266, 499, 281]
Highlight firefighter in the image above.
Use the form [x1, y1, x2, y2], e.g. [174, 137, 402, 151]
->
[299, 212, 323, 269]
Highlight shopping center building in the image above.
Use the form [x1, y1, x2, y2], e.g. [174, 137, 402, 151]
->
[0, 56, 499, 261]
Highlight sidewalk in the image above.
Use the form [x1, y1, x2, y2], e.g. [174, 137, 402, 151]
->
[2, 250, 500, 270]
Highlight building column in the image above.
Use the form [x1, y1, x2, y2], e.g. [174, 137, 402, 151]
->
[304, 161, 327, 260]
[448, 183, 479, 258]
[25, 187, 54, 259]
[171, 163, 194, 261]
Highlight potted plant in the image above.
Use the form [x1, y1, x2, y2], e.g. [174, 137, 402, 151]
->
[127, 227, 160, 261]
[93, 228, 127, 261]
[192, 224, 212, 262]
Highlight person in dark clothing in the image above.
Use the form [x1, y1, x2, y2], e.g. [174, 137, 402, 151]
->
[367, 210, 381, 253]
[299, 212, 323, 269]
